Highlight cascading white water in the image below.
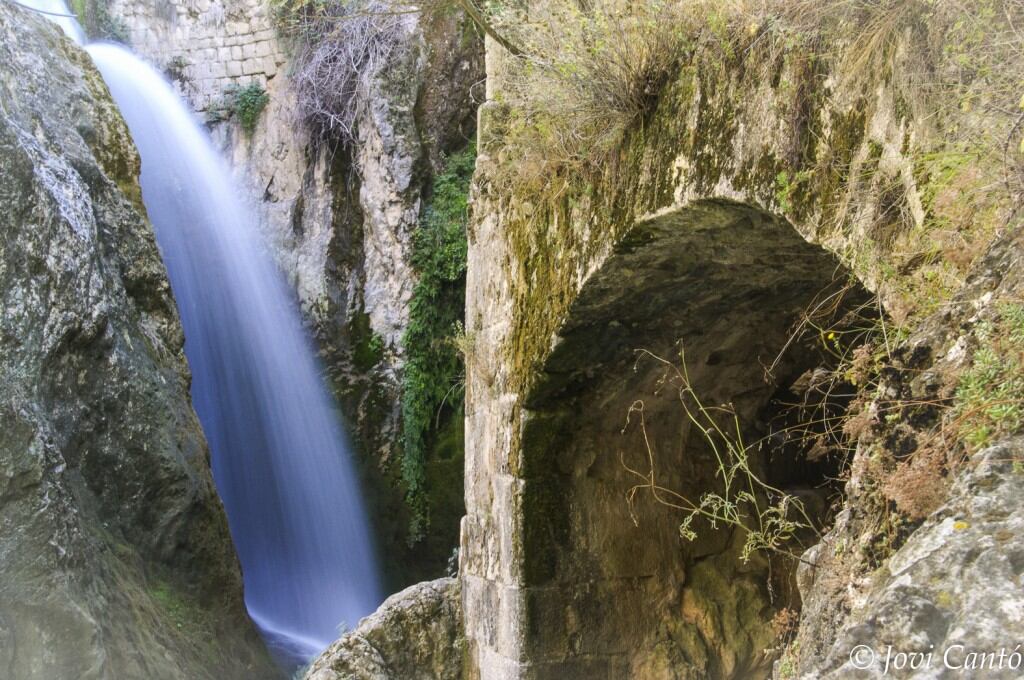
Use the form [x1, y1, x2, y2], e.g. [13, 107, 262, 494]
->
[14, 0, 84, 43]
[25, 3, 384, 667]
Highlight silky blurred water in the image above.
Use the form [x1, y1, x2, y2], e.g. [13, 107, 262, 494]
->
[18, 0, 84, 43]
[21, 2, 383, 665]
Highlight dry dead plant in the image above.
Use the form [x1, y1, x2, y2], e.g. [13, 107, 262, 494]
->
[620, 347, 819, 566]
[280, 0, 411, 145]
[496, 0, 690, 191]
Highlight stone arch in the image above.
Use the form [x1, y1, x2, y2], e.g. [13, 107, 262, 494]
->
[516, 199, 865, 678]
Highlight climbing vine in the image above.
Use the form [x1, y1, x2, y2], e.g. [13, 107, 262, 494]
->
[401, 143, 475, 542]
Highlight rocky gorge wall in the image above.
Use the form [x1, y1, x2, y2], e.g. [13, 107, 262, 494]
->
[0, 5, 276, 677]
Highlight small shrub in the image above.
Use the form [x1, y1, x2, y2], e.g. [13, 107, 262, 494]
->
[622, 347, 816, 565]
[496, 0, 689, 193]
[955, 302, 1024, 451]
[772, 607, 800, 639]
[231, 83, 270, 135]
[881, 444, 950, 520]
[775, 638, 801, 679]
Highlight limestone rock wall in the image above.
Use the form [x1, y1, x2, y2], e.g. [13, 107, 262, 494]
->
[788, 224, 1024, 678]
[0, 5, 276, 677]
[305, 577, 464, 680]
[801, 437, 1024, 678]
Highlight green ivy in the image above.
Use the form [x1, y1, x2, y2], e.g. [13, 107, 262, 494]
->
[401, 143, 476, 543]
[232, 83, 270, 135]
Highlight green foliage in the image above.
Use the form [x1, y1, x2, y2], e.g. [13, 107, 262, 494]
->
[401, 143, 476, 542]
[231, 83, 270, 135]
[956, 303, 1024, 450]
[150, 580, 206, 631]
[775, 638, 801, 679]
[349, 310, 385, 372]
[774, 169, 811, 214]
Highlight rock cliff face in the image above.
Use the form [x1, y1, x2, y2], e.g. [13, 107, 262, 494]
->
[22, 0, 1017, 678]
[800, 438, 1024, 678]
[790, 225, 1024, 678]
[101, 0, 483, 585]
[0, 4, 276, 678]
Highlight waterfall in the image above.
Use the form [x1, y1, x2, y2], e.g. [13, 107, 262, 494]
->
[17, 0, 84, 43]
[25, 3, 384, 667]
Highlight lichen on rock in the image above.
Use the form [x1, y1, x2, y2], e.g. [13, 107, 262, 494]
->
[796, 437, 1024, 678]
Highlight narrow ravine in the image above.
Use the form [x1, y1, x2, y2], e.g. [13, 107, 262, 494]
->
[26, 2, 383, 668]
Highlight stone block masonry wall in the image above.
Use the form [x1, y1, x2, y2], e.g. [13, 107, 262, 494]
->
[106, 0, 286, 111]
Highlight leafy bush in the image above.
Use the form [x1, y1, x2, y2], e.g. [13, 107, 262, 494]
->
[401, 143, 476, 542]
[231, 83, 269, 134]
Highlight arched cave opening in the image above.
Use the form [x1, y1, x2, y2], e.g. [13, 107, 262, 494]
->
[517, 199, 873, 679]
